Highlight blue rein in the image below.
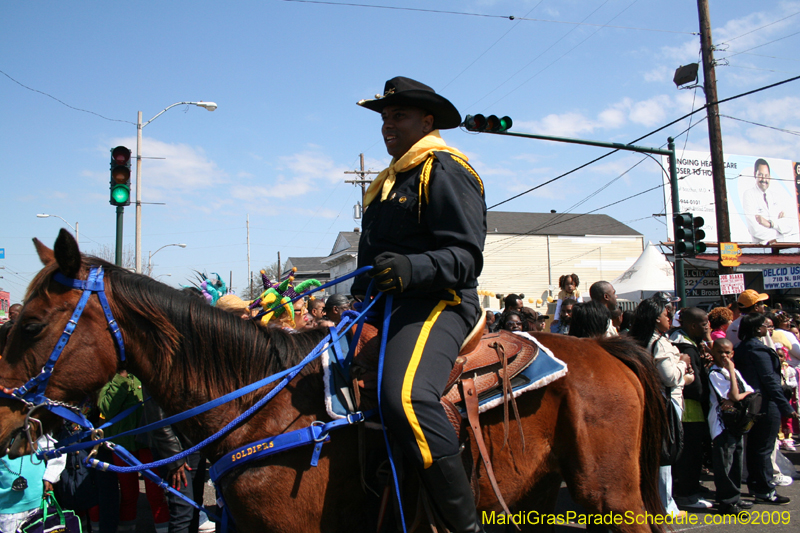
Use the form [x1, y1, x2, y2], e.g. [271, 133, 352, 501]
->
[1, 266, 126, 428]
[2, 264, 392, 531]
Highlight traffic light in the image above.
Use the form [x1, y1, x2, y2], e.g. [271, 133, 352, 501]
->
[673, 213, 706, 257]
[463, 114, 512, 133]
[693, 216, 707, 255]
[109, 146, 132, 206]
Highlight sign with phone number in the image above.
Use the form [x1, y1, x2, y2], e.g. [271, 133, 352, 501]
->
[684, 268, 720, 297]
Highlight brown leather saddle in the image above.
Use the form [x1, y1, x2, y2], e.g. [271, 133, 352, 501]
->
[348, 314, 538, 518]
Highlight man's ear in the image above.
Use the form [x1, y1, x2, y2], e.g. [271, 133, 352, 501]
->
[423, 113, 435, 133]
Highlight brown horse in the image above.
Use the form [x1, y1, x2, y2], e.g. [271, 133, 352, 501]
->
[0, 230, 666, 532]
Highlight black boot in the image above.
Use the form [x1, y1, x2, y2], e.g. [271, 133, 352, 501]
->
[419, 453, 484, 533]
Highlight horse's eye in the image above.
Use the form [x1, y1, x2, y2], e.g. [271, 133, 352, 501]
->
[22, 323, 46, 337]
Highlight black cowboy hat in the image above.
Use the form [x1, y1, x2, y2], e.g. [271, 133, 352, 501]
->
[357, 76, 461, 130]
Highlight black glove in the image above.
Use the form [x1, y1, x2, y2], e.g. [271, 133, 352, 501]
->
[370, 252, 412, 293]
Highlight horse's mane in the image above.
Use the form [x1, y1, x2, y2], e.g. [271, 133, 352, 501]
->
[30, 257, 328, 400]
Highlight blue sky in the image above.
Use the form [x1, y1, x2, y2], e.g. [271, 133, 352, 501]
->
[2, 0, 799, 302]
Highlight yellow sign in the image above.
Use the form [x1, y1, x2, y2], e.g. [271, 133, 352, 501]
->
[720, 242, 742, 267]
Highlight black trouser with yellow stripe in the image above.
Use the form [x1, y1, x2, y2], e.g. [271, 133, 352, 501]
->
[380, 289, 480, 469]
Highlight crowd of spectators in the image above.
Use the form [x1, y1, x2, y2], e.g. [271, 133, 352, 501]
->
[3, 271, 800, 526]
[490, 281, 800, 517]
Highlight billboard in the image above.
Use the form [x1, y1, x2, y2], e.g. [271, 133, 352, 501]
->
[662, 152, 800, 245]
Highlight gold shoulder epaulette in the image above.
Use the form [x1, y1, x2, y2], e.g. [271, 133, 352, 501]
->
[448, 154, 484, 196]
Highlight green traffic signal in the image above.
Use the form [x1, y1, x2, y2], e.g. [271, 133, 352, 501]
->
[673, 212, 706, 257]
[693, 216, 707, 254]
[111, 184, 131, 204]
[110, 146, 132, 207]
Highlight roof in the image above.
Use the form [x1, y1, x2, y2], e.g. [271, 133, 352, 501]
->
[336, 232, 360, 253]
[284, 257, 328, 272]
[695, 254, 800, 265]
[487, 211, 641, 237]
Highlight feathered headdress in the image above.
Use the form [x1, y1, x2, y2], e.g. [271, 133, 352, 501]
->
[249, 268, 321, 328]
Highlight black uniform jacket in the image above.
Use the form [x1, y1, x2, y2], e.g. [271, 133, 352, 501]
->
[352, 151, 486, 300]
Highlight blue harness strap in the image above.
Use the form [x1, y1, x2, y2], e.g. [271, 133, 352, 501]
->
[208, 411, 373, 483]
[8, 263, 386, 533]
[3, 267, 126, 414]
[376, 294, 407, 533]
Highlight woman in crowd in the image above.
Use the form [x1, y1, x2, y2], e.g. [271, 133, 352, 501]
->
[708, 307, 734, 342]
[568, 301, 610, 338]
[733, 313, 798, 505]
[769, 311, 800, 362]
[498, 310, 525, 332]
[618, 310, 634, 336]
[629, 297, 694, 517]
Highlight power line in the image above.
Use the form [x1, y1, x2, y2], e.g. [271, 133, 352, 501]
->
[717, 10, 800, 45]
[487, 0, 646, 108]
[280, 0, 696, 34]
[720, 29, 800, 61]
[720, 114, 800, 136]
[738, 52, 800, 62]
[484, 118, 707, 254]
[470, 0, 613, 109]
[726, 64, 795, 74]
[0, 70, 135, 125]
[441, 1, 543, 91]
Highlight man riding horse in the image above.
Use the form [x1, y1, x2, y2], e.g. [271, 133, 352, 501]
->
[352, 76, 486, 533]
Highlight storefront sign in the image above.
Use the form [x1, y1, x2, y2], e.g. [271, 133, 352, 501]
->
[684, 267, 720, 297]
[719, 273, 745, 295]
[762, 266, 800, 290]
[720, 242, 742, 267]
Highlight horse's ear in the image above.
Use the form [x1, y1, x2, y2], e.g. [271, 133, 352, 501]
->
[33, 238, 55, 266]
[53, 229, 82, 278]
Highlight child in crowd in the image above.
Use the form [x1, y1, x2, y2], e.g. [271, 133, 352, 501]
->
[778, 349, 799, 451]
[550, 274, 582, 332]
[0, 436, 65, 533]
[707, 339, 755, 515]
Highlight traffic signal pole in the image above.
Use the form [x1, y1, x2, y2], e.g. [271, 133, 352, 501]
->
[115, 206, 124, 266]
[475, 128, 686, 303]
[668, 138, 686, 305]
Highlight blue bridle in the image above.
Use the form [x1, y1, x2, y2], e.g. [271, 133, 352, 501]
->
[1, 266, 126, 428]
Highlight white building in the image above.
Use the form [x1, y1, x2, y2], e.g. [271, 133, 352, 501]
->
[318, 213, 644, 305]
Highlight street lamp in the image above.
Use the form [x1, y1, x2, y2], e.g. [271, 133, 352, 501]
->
[36, 214, 79, 243]
[148, 243, 187, 274]
[135, 101, 216, 273]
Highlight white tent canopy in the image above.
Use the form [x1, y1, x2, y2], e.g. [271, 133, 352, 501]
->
[612, 241, 675, 301]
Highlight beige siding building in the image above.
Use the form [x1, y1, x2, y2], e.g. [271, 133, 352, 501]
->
[479, 212, 644, 309]
[316, 213, 643, 306]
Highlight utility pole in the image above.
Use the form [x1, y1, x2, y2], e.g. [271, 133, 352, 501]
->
[698, 0, 732, 274]
[247, 214, 252, 296]
[344, 153, 379, 206]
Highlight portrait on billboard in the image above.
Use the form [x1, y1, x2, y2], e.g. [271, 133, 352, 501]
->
[664, 151, 800, 245]
[731, 156, 799, 244]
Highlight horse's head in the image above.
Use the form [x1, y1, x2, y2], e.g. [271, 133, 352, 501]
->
[0, 229, 120, 457]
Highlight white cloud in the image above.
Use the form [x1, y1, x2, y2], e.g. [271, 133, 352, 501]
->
[644, 66, 671, 83]
[108, 137, 226, 196]
[629, 95, 673, 127]
[597, 100, 630, 129]
[514, 94, 682, 136]
[277, 150, 349, 185]
[738, 96, 800, 124]
[516, 112, 597, 137]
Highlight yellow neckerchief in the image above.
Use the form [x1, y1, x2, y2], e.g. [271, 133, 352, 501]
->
[363, 131, 468, 206]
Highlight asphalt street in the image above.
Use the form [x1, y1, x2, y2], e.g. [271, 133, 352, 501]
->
[129, 446, 800, 532]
